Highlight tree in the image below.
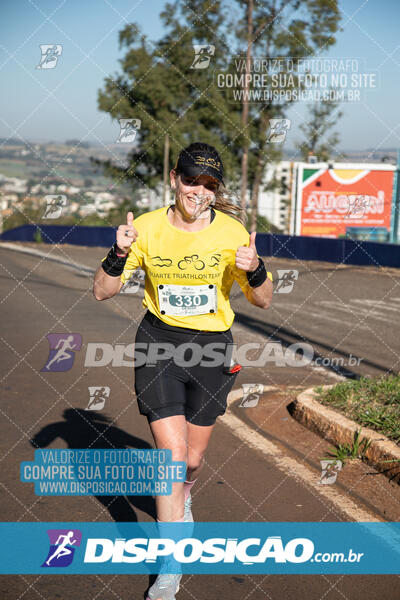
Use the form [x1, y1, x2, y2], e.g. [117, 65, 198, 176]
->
[297, 97, 343, 161]
[233, 0, 341, 230]
[94, 0, 242, 194]
[95, 0, 341, 230]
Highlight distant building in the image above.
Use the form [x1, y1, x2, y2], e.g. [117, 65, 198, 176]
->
[69, 201, 80, 213]
[67, 186, 80, 195]
[56, 185, 80, 195]
[0, 194, 18, 209]
[79, 203, 97, 217]
[257, 161, 293, 232]
[135, 183, 165, 211]
[22, 195, 41, 209]
[2, 177, 28, 194]
[79, 191, 118, 217]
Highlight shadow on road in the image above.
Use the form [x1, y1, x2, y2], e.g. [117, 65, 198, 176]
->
[234, 310, 390, 378]
[29, 408, 156, 522]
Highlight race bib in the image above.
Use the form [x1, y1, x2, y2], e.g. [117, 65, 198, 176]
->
[157, 284, 217, 316]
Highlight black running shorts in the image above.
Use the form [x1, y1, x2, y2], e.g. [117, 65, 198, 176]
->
[133, 310, 239, 426]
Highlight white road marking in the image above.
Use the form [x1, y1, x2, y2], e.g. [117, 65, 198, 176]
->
[0, 242, 94, 274]
[353, 298, 400, 314]
[320, 299, 400, 324]
[309, 364, 346, 381]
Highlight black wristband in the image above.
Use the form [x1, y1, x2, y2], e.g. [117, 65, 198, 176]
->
[246, 257, 267, 288]
[101, 243, 129, 277]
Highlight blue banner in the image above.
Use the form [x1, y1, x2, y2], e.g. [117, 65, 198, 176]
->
[0, 522, 399, 574]
[20, 449, 185, 496]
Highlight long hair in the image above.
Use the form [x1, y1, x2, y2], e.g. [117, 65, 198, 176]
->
[173, 142, 246, 225]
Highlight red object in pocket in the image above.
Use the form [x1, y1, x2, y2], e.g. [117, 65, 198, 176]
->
[229, 363, 242, 374]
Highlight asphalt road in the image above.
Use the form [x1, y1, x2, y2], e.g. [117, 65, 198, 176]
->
[0, 242, 399, 599]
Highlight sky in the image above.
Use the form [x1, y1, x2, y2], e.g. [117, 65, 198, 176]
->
[0, 0, 399, 153]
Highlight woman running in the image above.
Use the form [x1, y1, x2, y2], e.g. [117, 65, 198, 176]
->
[93, 142, 273, 600]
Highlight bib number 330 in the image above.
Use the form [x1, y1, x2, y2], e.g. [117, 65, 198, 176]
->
[157, 283, 217, 316]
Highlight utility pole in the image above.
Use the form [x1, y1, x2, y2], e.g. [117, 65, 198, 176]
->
[162, 134, 170, 207]
[390, 150, 400, 244]
[240, 0, 253, 211]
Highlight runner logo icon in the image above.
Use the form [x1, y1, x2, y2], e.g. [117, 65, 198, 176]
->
[86, 386, 110, 411]
[274, 270, 299, 294]
[239, 383, 263, 407]
[43, 195, 67, 219]
[267, 119, 291, 143]
[36, 45, 63, 69]
[41, 333, 82, 372]
[116, 119, 141, 143]
[319, 459, 343, 485]
[190, 45, 215, 69]
[42, 529, 82, 567]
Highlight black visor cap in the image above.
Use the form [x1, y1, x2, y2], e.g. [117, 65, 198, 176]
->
[175, 150, 224, 185]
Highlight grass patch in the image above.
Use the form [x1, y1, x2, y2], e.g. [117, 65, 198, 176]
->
[323, 429, 371, 465]
[33, 227, 43, 243]
[314, 375, 400, 445]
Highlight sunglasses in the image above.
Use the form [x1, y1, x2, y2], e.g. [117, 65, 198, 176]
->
[180, 174, 219, 192]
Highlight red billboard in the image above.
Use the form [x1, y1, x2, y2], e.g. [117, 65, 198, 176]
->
[294, 165, 395, 238]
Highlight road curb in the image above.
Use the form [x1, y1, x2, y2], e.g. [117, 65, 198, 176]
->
[224, 387, 383, 521]
[289, 385, 400, 483]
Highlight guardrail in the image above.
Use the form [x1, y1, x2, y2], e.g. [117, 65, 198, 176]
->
[1, 224, 400, 268]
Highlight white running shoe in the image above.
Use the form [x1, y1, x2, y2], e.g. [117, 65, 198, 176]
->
[146, 571, 181, 600]
[183, 494, 193, 523]
[147, 500, 192, 599]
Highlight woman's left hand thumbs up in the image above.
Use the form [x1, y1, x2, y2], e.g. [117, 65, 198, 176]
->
[235, 231, 259, 272]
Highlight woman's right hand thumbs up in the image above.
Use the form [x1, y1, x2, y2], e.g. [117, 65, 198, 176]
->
[116, 211, 139, 254]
